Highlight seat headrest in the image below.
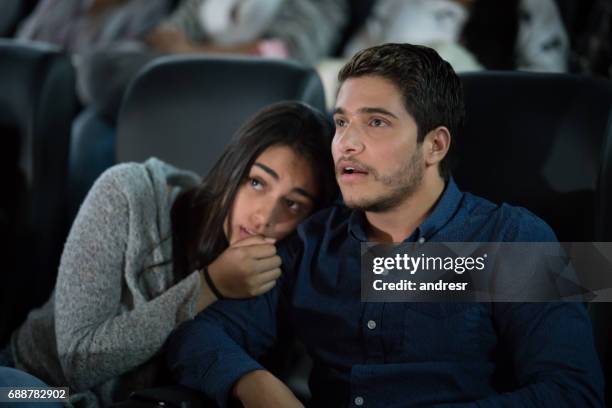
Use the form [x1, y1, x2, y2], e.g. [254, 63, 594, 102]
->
[456, 71, 612, 240]
[116, 55, 326, 177]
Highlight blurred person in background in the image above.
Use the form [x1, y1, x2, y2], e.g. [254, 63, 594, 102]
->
[344, 0, 569, 72]
[17, 0, 348, 116]
[15, 0, 172, 53]
[566, 0, 612, 78]
[80, 0, 347, 118]
[147, 0, 348, 67]
[344, 0, 482, 72]
[15, 0, 171, 111]
[0, 102, 337, 407]
[16, 0, 347, 64]
[316, 0, 569, 109]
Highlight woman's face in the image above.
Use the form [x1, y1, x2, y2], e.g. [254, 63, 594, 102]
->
[224, 145, 319, 244]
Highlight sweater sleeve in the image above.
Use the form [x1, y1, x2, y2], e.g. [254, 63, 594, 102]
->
[54, 165, 201, 391]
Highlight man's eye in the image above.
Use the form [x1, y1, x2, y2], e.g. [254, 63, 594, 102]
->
[334, 118, 347, 127]
[370, 118, 387, 127]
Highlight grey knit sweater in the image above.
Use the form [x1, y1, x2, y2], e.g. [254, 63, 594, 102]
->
[11, 158, 202, 407]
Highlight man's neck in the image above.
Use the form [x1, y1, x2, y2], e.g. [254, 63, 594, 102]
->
[365, 175, 446, 243]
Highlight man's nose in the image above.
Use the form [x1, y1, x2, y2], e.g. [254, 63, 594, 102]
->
[334, 123, 365, 156]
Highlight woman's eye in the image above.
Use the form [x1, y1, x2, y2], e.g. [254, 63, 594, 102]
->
[286, 199, 301, 213]
[249, 177, 264, 190]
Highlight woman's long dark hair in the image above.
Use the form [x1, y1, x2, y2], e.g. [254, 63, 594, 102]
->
[170, 101, 337, 280]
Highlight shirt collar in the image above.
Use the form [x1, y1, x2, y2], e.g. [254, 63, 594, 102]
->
[348, 177, 463, 242]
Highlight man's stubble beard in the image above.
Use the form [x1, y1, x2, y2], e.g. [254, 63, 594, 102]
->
[343, 147, 425, 213]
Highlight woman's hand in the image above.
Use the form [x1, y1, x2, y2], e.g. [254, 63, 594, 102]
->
[233, 370, 304, 408]
[207, 235, 282, 299]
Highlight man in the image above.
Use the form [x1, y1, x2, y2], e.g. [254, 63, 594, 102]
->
[166, 44, 604, 407]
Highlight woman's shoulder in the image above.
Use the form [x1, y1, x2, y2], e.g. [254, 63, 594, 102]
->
[95, 160, 149, 183]
[91, 158, 200, 199]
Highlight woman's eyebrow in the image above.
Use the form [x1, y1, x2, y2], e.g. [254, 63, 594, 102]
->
[254, 163, 279, 180]
[293, 188, 316, 203]
[254, 162, 315, 203]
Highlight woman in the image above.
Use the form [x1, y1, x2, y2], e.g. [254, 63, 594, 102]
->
[16, 0, 171, 53]
[4, 101, 337, 406]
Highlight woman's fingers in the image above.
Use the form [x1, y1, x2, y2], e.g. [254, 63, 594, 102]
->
[243, 243, 277, 260]
[232, 234, 276, 248]
[207, 235, 281, 298]
[251, 278, 277, 296]
[252, 267, 282, 287]
[252, 255, 282, 273]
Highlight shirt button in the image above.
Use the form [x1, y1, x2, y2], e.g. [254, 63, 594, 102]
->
[354, 396, 364, 406]
[418, 237, 426, 244]
[367, 320, 376, 330]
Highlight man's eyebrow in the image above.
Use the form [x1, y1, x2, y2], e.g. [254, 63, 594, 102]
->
[332, 106, 399, 119]
[359, 107, 399, 119]
[254, 163, 316, 202]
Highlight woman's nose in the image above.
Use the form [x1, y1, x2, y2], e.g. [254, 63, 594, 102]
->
[251, 200, 276, 232]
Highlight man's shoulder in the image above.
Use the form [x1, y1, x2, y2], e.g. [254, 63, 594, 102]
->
[461, 192, 557, 242]
[297, 204, 352, 237]
[278, 204, 350, 255]
[498, 203, 558, 242]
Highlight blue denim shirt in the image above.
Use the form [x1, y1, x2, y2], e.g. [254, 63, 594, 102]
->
[167, 179, 604, 407]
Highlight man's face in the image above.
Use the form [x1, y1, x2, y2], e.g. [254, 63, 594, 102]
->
[332, 75, 425, 212]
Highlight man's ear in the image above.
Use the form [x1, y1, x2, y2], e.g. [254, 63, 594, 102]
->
[423, 126, 451, 166]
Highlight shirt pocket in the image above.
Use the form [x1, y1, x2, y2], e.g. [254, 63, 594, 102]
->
[398, 303, 494, 362]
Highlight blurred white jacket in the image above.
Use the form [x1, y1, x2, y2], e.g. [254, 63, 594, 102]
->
[344, 0, 569, 72]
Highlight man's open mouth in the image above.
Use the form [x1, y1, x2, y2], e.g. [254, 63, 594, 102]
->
[338, 161, 369, 176]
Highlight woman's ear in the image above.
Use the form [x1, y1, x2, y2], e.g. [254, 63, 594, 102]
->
[423, 126, 451, 167]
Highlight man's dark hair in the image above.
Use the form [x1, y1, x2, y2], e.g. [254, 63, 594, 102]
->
[338, 43, 465, 179]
